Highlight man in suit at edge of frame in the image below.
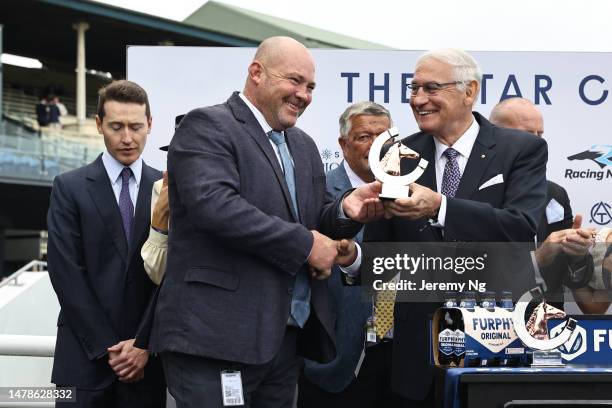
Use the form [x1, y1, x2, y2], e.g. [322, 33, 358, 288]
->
[47, 80, 165, 408]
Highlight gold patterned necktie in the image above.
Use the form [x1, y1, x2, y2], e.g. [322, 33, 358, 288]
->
[374, 286, 397, 338]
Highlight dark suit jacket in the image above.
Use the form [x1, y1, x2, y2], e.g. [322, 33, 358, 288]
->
[47, 155, 164, 389]
[538, 180, 574, 307]
[151, 92, 361, 365]
[538, 181, 573, 243]
[303, 162, 372, 393]
[364, 112, 548, 400]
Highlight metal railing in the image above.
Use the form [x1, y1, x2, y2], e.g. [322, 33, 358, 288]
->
[0, 122, 102, 185]
[0, 260, 55, 407]
[0, 260, 47, 289]
[0, 335, 55, 358]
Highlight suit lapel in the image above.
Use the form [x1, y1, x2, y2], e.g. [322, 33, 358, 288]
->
[455, 114, 496, 199]
[403, 133, 437, 191]
[331, 162, 352, 194]
[228, 92, 299, 222]
[331, 163, 366, 241]
[286, 128, 312, 222]
[86, 156, 128, 263]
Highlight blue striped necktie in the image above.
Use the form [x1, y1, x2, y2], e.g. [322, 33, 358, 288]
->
[119, 167, 134, 243]
[269, 130, 310, 327]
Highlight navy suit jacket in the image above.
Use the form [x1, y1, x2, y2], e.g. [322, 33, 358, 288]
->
[538, 180, 573, 243]
[47, 155, 164, 389]
[303, 162, 372, 393]
[151, 92, 361, 365]
[538, 180, 574, 307]
[364, 112, 548, 399]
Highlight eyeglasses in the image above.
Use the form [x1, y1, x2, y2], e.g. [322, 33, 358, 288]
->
[407, 81, 463, 96]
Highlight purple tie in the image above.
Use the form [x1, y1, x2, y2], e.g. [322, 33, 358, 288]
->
[441, 148, 461, 197]
[119, 167, 134, 242]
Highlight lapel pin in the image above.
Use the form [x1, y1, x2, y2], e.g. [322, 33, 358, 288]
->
[481, 154, 486, 159]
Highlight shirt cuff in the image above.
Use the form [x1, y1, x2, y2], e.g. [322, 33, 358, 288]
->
[530, 250, 548, 292]
[430, 195, 447, 228]
[147, 227, 169, 246]
[339, 243, 362, 278]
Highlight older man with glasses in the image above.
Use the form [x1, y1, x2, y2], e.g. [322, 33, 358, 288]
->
[341, 49, 548, 407]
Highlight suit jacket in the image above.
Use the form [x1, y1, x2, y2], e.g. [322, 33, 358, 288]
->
[303, 162, 372, 393]
[150, 92, 361, 365]
[537, 181, 573, 243]
[364, 112, 548, 399]
[47, 155, 164, 389]
[538, 180, 574, 307]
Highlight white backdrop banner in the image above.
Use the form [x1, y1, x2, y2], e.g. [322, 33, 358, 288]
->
[128, 47, 611, 229]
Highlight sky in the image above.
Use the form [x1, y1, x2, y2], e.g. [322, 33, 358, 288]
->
[93, 0, 612, 52]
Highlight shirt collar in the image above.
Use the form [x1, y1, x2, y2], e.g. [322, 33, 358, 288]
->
[434, 114, 480, 162]
[342, 161, 368, 188]
[239, 92, 276, 136]
[102, 151, 142, 186]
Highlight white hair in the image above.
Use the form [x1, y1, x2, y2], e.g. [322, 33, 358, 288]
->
[416, 48, 482, 103]
[339, 101, 392, 138]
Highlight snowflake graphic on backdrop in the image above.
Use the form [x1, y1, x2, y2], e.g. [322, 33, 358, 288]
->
[321, 149, 333, 161]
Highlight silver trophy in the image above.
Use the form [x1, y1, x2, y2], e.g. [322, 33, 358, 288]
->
[368, 127, 428, 199]
[513, 287, 577, 367]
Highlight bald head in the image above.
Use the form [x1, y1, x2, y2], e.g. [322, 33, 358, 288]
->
[243, 36, 315, 130]
[253, 37, 310, 67]
[489, 97, 544, 137]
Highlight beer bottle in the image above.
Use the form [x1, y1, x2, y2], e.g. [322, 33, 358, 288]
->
[480, 291, 500, 366]
[500, 291, 522, 366]
[438, 292, 457, 365]
[480, 291, 496, 311]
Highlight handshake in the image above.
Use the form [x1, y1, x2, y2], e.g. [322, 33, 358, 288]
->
[307, 231, 357, 280]
[306, 179, 444, 280]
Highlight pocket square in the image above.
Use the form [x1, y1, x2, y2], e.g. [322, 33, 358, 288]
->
[546, 198, 565, 224]
[478, 174, 504, 190]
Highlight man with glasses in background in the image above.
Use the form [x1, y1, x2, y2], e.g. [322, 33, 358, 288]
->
[342, 49, 548, 407]
[299, 102, 413, 407]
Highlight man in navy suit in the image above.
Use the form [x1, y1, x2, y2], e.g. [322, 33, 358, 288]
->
[343, 49, 548, 407]
[489, 97, 596, 308]
[151, 37, 383, 408]
[47, 80, 165, 408]
[299, 101, 410, 407]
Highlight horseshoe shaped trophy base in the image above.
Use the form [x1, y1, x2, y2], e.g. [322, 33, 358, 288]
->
[368, 127, 428, 200]
[512, 287, 577, 367]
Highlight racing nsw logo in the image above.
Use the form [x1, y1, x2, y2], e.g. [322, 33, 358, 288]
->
[567, 145, 612, 168]
[565, 145, 612, 180]
[550, 322, 587, 361]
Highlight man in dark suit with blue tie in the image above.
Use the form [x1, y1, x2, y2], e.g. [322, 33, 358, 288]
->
[47, 80, 165, 407]
[151, 37, 383, 408]
[343, 49, 548, 407]
[299, 101, 411, 407]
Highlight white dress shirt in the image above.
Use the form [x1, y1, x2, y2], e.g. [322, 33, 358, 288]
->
[239, 92, 288, 167]
[432, 116, 480, 227]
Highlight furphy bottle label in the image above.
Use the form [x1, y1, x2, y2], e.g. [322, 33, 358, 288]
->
[465, 308, 519, 353]
[438, 329, 455, 356]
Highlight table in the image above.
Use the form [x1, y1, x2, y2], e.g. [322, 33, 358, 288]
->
[438, 366, 612, 408]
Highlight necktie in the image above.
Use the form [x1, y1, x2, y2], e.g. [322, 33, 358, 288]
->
[269, 130, 309, 327]
[119, 167, 134, 243]
[441, 148, 461, 197]
[268, 131, 299, 219]
[374, 277, 398, 338]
